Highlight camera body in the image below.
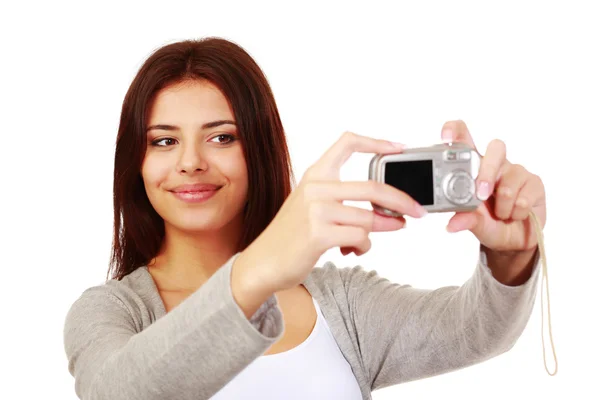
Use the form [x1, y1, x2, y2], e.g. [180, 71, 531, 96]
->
[369, 142, 482, 217]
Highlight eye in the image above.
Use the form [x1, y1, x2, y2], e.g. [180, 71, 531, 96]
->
[210, 134, 236, 145]
[151, 138, 177, 147]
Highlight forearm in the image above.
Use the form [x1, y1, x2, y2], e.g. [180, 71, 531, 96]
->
[481, 244, 538, 286]
[66, 254, 284, 400]
[355, 246, 541, 390]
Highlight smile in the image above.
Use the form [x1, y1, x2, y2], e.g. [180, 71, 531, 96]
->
[170, 188, 220, 203]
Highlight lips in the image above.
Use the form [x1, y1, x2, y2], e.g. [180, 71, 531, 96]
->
[171, 183, 222, 193]
[170, 185, 221, 204]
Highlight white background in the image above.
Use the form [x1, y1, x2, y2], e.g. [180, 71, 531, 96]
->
[1, 0, 598, 399]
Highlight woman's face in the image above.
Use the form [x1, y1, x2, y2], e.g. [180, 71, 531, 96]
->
[141, 80, 248, 234]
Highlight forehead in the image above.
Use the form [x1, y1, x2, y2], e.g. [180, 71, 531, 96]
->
[148, 80, 233, 122]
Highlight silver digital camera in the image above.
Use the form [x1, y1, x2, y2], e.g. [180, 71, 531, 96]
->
[368, 142, 482, 217]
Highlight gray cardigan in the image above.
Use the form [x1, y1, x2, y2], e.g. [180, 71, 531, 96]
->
[63, 250, 540, 400]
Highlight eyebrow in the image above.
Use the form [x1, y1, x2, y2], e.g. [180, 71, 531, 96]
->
[146, 120, 236, 132]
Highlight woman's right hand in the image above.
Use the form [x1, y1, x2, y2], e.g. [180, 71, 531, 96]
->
[233, 131, 428, 297]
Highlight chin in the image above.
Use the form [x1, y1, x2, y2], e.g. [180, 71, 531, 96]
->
[164, 208, 244, 235]
[167, 216, 226, 234]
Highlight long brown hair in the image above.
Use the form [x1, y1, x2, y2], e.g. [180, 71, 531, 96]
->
[108, 37, 296, 281]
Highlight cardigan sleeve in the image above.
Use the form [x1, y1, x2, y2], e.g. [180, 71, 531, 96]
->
[63, 253, 284, 400]
[341, 248, 541, 391]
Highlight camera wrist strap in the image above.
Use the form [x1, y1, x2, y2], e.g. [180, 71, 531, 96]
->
[529, 210, 557, 376]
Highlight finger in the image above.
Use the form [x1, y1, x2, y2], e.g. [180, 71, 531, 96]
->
[372, 214, 407, 232]
[341, 247, 353, 256]
[340, 237, 373, 257]
[511, 174, 543, 221]
[340, 246, 364, 256]
[327, 226, 371, 256]
[353, 237, 372, 256]
[476, 139, 507, 201]
[446, 208, 484, 233]
[303, 180, 427, 218]
[441, 120, 477, 150]
[340, 206, 404, 253]
[340, 239, 371, 256]
[312, 131, 405, 177]
[319, 201, 406, 233]
[494, 164, 529, 220]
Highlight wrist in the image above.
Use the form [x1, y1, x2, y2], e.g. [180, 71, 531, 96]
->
[230, 250, 279, 319]
[481, 245, 538, 286]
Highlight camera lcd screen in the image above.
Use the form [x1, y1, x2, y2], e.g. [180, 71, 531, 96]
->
[384, 160, 434, 205]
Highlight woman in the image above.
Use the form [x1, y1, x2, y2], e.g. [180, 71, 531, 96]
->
[63, 37, 544, 400]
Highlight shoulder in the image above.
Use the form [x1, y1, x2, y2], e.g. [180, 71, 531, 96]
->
[64, 267, 161, 337]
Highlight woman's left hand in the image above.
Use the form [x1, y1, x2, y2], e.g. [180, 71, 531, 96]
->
[441, 120, 546, 254]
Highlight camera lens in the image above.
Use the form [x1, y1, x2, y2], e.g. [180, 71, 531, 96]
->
[444, 171, 475, 205]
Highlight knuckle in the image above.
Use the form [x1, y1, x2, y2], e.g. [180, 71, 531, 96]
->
[342, 131, 357, 145]
[302, 181, 320, 200]
[352, 227, 368, 244]
[516, 198, 529, 208]
[365, 212, 376, 231]
[442, 120, 457, 129]
[512, 163, 527, 176]
[307, 201, 326, 220]
[303, 165, 318, 181]
[443, 119, 467, 130]
[342, 131, 356, 140]
[532, 174, 545, 192]
[301, 169, 313, 182]
[368, 180, 380, 193]
[356, 208, 371, 230]
[491, 138, 506, 151]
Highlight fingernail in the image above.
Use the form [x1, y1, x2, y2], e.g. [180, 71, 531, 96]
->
[516, 197, 528, 208]
[477, 181, 490, 201]
[415, 203, 428, 217]
[442, 129, 453, 142]
[389, 141, 405, 148]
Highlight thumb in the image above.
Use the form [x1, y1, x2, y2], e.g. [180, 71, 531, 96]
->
[446, 206, 487, 236]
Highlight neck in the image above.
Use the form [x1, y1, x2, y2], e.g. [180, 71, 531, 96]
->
[149, 214, 244, 291]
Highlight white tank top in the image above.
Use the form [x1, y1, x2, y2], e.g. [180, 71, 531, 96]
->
[210, 297, 363, 399]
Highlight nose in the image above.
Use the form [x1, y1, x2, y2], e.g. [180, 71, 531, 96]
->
[176, 141, 208, 174]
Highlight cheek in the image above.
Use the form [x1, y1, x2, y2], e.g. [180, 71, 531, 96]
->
[224, 151, 248, 188]
[141, 153, 172, 190]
